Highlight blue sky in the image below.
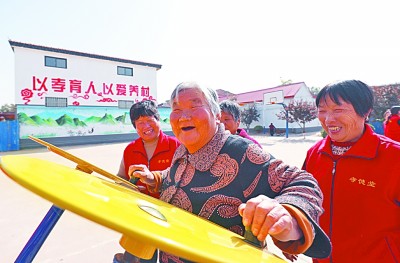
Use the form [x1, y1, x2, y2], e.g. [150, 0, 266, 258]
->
[1, 0, 399, 106]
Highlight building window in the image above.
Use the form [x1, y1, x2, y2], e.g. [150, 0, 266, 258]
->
[45, 97, 67, 107]
[118, 100, 135, 109]
[45, 56, 67, 69]
[117, 66, 133, 76]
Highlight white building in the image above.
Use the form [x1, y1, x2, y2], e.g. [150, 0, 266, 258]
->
[218, 82, 321, 134]
[9, 40, 169, 147]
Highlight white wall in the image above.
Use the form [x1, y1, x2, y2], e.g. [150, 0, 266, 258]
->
[293, 85, 321, 128]
[240, 84, 321, 131]
[14, 47, 158, 106]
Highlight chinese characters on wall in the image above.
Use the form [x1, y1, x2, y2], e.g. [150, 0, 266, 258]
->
[19, 75, 155, 105]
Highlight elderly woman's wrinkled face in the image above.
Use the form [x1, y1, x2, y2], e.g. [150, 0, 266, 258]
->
[170, 88, 218, 153]
[317, 96, 366, 142]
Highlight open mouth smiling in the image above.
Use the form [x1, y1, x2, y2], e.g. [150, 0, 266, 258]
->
[143, 129, 154, 135]
[328, 126, 341, 132]
[181, 126, 195, 131]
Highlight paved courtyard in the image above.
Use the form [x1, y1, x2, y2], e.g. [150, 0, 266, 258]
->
[0, 132, 322, 262]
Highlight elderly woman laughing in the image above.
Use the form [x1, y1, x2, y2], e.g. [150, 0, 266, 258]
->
[129, 82, 331, 262]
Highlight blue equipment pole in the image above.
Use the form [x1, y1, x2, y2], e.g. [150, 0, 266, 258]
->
[15, 205, 64, 263]
[276, 103, 289, 138]
[284, 104, 289, 138]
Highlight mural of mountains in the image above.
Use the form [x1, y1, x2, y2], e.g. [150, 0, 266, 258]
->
[18, 112, 60, 126]
[85, 113, 118, 125]
[85, 116, 102, 123]
[18, 112, 126, 127]
[31, 115, 48, 125]
[18, 112, 37, 125]
[73, 117, 87, 127]
[99, 113, 117, 125]
[56, 114, 86, 127]
[115, 113, 127, 123]
[44, 118, 59, 126]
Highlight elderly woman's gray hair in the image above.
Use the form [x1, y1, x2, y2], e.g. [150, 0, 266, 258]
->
[170, 82, 221, 117]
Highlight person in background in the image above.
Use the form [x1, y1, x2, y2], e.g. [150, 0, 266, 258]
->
[382, 109, 391, 132]
[219, 100, 262, 148]
[303, 80, 400, 263]
[269, 122, 276, 136]
[113, 100, 180, 263]
[130, 82, 331, 263]
[384, 105, 400, 142]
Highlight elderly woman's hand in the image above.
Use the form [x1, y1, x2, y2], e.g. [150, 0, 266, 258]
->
[128, 164, 156, 187]
[238, 195, 303, 242]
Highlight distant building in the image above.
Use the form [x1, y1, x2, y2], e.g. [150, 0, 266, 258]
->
[0, 112, 16, 120]
[9, 40, 172, 147]
[218, 82, 321, 133]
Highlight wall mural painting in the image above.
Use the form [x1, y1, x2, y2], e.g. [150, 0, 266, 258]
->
[18, 105, 172, 138]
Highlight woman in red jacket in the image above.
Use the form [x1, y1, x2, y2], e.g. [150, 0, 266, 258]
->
[384, 106, 400, 142]
[303, 80, 400, 263]
[114, 100, 180, 263]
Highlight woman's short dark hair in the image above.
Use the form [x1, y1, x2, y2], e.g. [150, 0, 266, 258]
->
[129, 100, 160, 128]
[316, 80, 374, 118]
[390, 106, 400, 115]
[219, 100, 241, 122]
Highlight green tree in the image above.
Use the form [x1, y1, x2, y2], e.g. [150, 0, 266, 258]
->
[280, 78, 292, 85]
[0, 104, 16, 112]
[309, 86, 321, 97]
[276, 100, 317, 138]
[240, 104, 260, 132]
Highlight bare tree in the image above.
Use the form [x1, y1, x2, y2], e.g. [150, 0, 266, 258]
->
[0, 104, 16, 112]
[276, 100, 317, 138]
[241, 104, 260, 132]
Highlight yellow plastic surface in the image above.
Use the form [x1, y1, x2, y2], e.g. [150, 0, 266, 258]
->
[0, 155, 286, 263]
[119, 234, 157, 259]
